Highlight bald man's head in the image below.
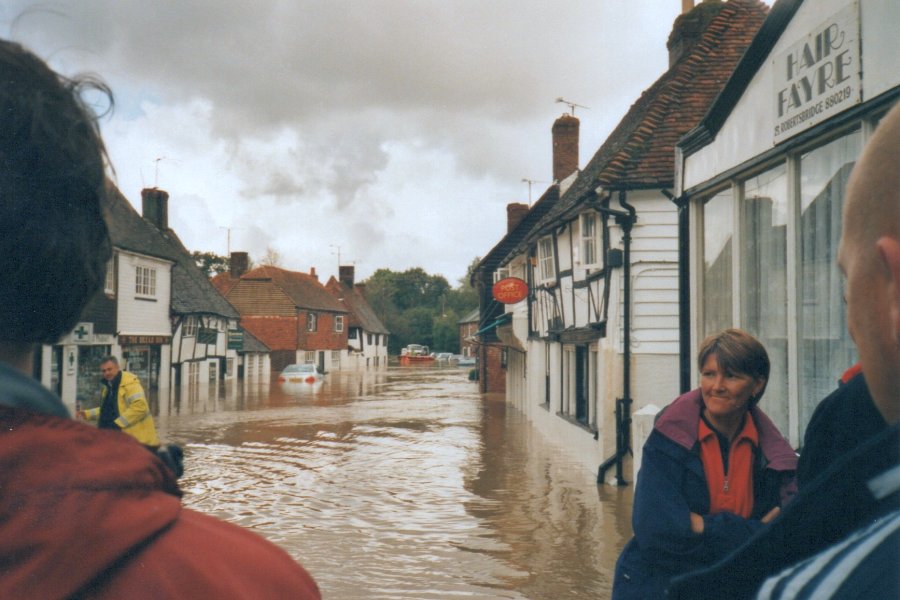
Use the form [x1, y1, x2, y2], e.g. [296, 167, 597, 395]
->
[838, 103, 900, 424]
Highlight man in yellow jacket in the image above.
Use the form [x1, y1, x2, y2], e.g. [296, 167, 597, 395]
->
[80, 356, 159, 446]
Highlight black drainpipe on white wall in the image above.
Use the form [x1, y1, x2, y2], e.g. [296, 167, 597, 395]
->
[593, 189, 637, 486]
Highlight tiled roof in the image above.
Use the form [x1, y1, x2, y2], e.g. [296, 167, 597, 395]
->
[241, 266, 348, 313]
[104, 184, 238, 319]
[529, 0, 768, 240]
[679, 0, 803, 156]
[237, 326, 270, 354]
[211, 272, 240, 297]
[471, 184, 560, 284]
[239, 315, 298, 351]
[103, 184, 181, 263]
[324, 278, 390, 334]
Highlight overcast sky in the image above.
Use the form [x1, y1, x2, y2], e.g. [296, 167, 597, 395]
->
[4, 1, 716, 285]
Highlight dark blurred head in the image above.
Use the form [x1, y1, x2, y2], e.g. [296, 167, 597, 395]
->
[697, 328, 770, 404]
[0, 39, 112, 348]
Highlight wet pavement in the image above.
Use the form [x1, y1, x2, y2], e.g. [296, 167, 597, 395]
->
[154, 366, 633, 599]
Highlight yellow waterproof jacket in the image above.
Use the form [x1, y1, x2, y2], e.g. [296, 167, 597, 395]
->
[85, 371, 159, 446]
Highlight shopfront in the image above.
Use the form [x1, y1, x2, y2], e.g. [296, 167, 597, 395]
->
[677, 0, 900, 445]
[119, 335, 169, 390]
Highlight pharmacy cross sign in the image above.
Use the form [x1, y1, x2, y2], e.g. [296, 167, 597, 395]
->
[74, 325, 90, 340]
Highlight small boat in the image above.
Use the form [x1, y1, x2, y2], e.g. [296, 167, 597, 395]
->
[399, 344, 436, 366]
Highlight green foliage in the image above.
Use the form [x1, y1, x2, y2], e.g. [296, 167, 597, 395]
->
[361, 263, 479, 354]
[192, 251, 230, 277]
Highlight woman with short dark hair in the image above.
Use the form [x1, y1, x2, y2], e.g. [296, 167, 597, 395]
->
[612, 329, 797, 599]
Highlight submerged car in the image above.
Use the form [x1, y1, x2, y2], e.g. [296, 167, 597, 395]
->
[277, 363, 322, 384]
[435, 352, 454, 362]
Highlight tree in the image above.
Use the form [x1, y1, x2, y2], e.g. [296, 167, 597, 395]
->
[432, 312, 460, 353]
[259, 246, 282, 267]
[192, 251, 230, 277]
[358, 264, 479, 355]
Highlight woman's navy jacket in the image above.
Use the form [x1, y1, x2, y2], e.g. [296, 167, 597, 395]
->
[612, 389, 797, 599]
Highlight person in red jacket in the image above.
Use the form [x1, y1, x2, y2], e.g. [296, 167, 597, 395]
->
[0, 38, 320, 599]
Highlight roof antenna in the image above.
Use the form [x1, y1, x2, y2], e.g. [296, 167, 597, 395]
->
[521, 178, 547, 204]
[154, 157, 165, 187]
[555, 97, 590, 117]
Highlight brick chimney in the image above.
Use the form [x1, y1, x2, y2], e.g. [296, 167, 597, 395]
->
[667, 0, 724, 67]
[552, 114, 579, 182]
[141, 188, 169, 230]
[339, 265, 355, 287]
[309, 267, 317, 280]
[229, 251, 249, 278]
[507, 203, 529, 233]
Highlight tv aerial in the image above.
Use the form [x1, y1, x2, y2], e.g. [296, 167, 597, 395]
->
[555, 97, 590, 116]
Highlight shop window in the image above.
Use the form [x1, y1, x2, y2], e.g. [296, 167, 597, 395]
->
[702, 188, 734, 336]
[741, 163, 790, 433]
[798, 130, 861, 435]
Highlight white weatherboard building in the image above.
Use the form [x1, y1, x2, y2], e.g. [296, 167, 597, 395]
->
[677, 0, 900, 447]
[474, 0, 769, 482]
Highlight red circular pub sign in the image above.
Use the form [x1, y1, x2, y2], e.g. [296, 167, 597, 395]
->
[492, 277, 529, 304]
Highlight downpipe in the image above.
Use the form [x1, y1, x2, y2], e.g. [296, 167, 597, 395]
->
[596, 190, 637, 486]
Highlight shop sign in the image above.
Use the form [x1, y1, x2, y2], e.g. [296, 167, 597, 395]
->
[60, 322, 94, 344]
[227, 330, 244, 350]
[492, 277, 529, 304]
[118, 334, 171, 345]
[773, 3, 860, 144]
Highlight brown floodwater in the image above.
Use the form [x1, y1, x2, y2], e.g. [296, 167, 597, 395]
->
[154, 366, 633, 599]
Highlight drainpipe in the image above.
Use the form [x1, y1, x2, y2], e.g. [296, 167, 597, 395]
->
[663, 189, 692, 394]
[593, 190, 637, 486]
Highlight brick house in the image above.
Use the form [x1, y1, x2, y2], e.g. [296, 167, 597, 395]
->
[213, 254, 349, 373]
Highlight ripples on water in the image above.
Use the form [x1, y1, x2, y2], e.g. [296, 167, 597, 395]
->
[154, 367, 633, 599]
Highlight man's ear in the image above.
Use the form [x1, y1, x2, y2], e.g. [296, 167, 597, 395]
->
[876, 236, 900, 343]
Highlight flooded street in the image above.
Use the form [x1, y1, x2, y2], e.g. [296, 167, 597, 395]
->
[154, 367, 633, 599]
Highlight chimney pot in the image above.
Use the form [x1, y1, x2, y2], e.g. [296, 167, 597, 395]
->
[552, 114, 579, 182]
[230, 252, 249, 278]
[141, 188, 169, 230]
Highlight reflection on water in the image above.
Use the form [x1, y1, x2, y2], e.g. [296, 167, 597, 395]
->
[154, 367, 633, 599]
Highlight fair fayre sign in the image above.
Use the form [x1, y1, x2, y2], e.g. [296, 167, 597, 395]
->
[492, 277, 528, 304]
[773, 3, 860, 144]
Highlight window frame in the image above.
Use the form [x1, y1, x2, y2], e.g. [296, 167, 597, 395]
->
[135, 265, 157, 298]
[580, 212, 599, 267]
[537, 237, 555, 283]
